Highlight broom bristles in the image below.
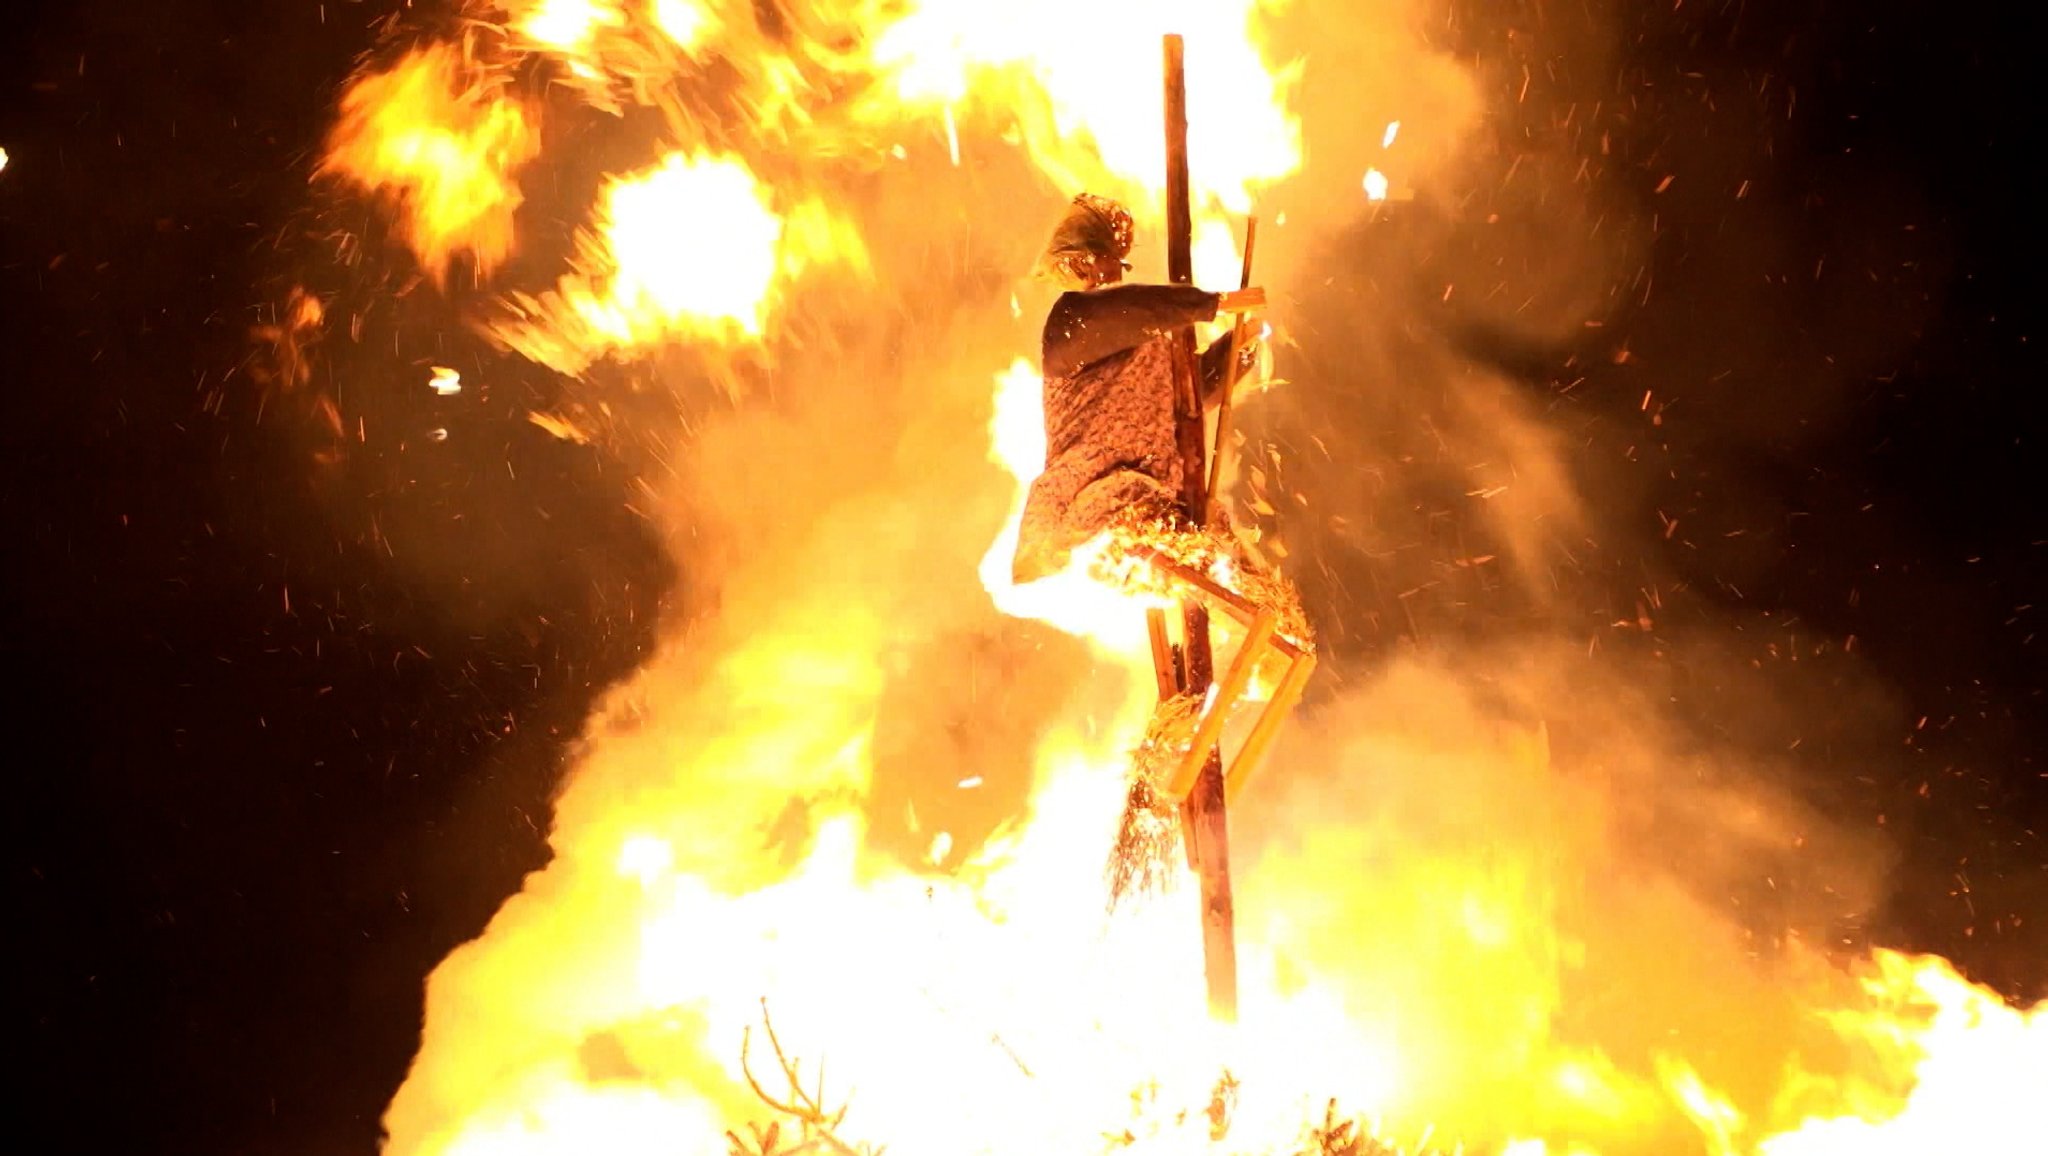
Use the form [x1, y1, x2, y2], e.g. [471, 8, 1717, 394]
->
[1107, 693, 1201, 910]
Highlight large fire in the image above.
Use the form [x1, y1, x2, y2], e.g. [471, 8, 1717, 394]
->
[315, 2, 2045, 1154]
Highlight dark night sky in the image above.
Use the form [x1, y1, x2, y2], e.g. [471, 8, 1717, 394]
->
[2, 2, 2041, 1154]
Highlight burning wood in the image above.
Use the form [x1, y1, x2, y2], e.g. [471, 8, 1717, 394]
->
[1107, 692, 1199, 909]
[1002, 45, 1317, 967]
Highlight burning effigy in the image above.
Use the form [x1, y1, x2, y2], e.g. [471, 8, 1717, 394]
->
[1012, 192, 1263, 585]
[303, 3, 2045, 1156]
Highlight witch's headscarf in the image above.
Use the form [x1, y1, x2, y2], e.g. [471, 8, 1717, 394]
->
[1035, 193, 1134, 290]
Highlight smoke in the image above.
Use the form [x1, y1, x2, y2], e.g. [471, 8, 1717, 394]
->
[1207, 0, 1950, 1149]
[1232, 636, 1899, 1151]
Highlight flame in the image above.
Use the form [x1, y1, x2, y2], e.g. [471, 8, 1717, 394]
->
[323, 0, 1293, 357]
[320, 42, 538, 281]
[313, 4, 2048, 1156]
[648, 0, 714, 52]
[870, 0, 1298, 214]
[513, 0, 625, 53]
[977, 359, 1166, 652]
[1755, 952, 2048, 1154]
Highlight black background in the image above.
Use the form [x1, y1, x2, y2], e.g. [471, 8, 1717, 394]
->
[3, 2, 2040, 1153]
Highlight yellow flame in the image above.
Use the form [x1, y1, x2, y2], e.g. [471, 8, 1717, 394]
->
[493, 152, 868, 374]
[871, 1, 1298, 214]
[325, 0, 1296, 328]
[1755, 952, 2048, 1154]
[648, 0, 713, 51]
[321, 43, 538, 280]
[318, 5, 2048, 1156]
[580, 151, 784, 340]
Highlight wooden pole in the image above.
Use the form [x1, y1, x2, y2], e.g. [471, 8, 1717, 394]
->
[1163, 32, 1237, 1023]
[1206, 216, 1258, 510]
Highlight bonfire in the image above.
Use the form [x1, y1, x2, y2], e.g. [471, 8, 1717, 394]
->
[302, 3, 2045, 1155]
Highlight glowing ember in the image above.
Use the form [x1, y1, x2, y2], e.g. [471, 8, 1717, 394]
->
[429, 366, 463, 396]
[1363, 167, 1390, 202]
[491, 152, 869, 375]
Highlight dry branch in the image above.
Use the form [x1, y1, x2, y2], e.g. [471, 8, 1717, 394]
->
[730, 1001, 882, 1156]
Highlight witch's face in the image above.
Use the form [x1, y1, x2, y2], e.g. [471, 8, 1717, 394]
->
[1079, 250, 1127, 289]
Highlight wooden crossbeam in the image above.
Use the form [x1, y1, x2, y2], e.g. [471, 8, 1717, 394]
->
[1167, 610, 1277, 799]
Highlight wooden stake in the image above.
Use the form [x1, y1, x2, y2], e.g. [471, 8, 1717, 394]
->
[1206, 216, 1258, 511]
[1163, 32, 1237, 1024]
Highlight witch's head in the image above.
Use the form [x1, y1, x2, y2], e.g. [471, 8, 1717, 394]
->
[1035, 193, 1133, 290]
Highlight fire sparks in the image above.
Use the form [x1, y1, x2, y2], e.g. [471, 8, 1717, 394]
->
[314, 3, 2046, 1156]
